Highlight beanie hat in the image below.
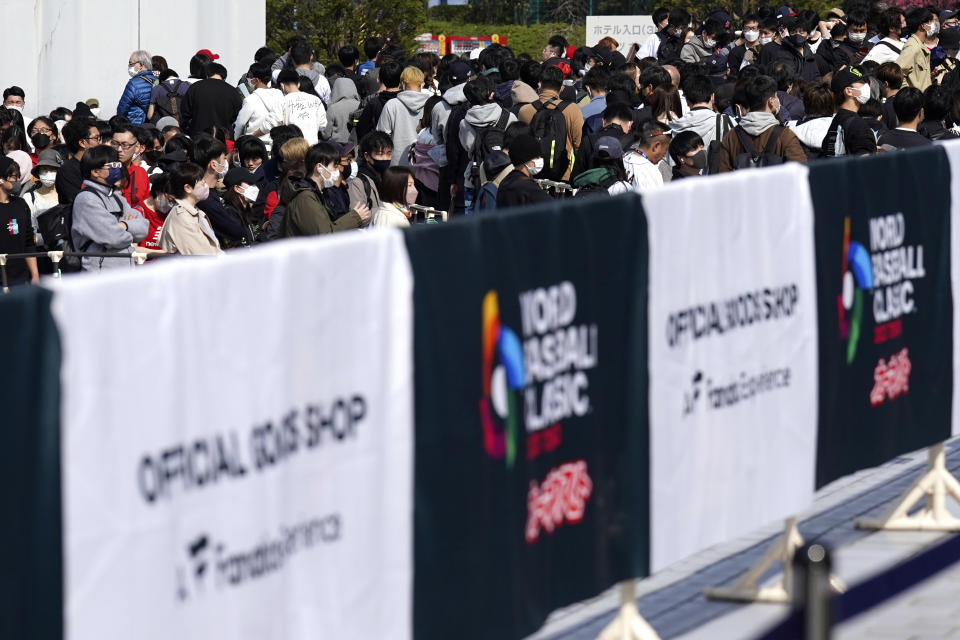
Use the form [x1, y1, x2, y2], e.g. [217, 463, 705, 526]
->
[0, 156, 15, 178]
[508, 134, 542, 166]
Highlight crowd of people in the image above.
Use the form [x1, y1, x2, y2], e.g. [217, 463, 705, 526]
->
[0, 3, 957, 283]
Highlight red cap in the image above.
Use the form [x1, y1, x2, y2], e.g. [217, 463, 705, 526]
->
[565, 45, 577, 59]
[195, 49, 220, 60]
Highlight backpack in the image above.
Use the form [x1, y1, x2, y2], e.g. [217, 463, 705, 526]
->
[572, 166, 616, 198]
[821, 114, 849, 158]
[468, 109, 511, 184]
[475, 181, 499, 212]
[35, 202, 81, 272]
[707, 113, 733, 174]
[153, 79, 184, 123]
[732, 125, 786, 169]
[529, 98, 571, 181]
[657, 36, 683, 64]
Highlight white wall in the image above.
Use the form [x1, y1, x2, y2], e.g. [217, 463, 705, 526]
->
[5, 0, 265, 120]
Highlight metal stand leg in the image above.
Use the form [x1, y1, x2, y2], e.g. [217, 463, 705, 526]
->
[856, 443, 960, 531]
[596, 581, 661, 640]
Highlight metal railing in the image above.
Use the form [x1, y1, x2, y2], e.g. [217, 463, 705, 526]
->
[0, 250, 171, 293]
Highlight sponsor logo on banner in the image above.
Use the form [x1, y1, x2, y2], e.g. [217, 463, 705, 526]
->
[479, 282, 599, 543]
[840, 213, 924, 405]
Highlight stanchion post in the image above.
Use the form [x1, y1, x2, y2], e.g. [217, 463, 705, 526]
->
[596, 581, 661, 640]
[47, 250, 63, 278]
[0, 254, 8, 294]
[791, 543, 834, 640]
[856, 442, 960, 531]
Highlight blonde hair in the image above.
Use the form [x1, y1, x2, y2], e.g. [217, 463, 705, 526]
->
[401, 66, 425, 89]
[280, 137, 309, 176]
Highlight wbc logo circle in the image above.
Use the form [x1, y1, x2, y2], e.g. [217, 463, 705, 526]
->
[479, 291, 526, 467]
[839, 216, 874, 364]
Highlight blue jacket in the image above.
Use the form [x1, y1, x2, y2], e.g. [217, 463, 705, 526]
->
[117, 71, 156, 125]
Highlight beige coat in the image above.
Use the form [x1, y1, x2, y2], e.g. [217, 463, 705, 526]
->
[159, 201, 222, 255]
[896, 34, 932, 92]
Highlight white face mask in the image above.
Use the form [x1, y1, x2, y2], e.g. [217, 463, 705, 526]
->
[349, 160, 358, 178]
[759, 36, 773, 45]
[319, 165, 340, 188]
[243, 185, 260, 202]
[215, 160, 228, 179]
[90, 107, 100, 118]
[856, 83, 871, 104]
[128, 65, 139, 78]
[849, 32, 866, 43]
[704, 38, 717, 48]
[744, 30, 760, 42]
[38, 171, 56, 186]
[5, 104, 22, 113]
[926, 22, 940, 37]
[528, 158, 544, 175]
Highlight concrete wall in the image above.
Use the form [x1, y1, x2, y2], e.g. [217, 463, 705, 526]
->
[6, 0, 265, 120]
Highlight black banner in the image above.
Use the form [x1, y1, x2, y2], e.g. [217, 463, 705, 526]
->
[0, 287, 62, 640]
[406, 195, 650, 639]
[811, 147, 953, 488]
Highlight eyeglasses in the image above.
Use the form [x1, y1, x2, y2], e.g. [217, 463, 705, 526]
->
[84, 134, 102, 142]
[31, 128, 53, 136]
[110, 140, 137, 150]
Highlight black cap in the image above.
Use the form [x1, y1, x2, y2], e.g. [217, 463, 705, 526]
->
[446, 61, 474, 85]
[224, 167, 257, 188]
[831, 65, 866, 93]
[508, 134, 542, 166]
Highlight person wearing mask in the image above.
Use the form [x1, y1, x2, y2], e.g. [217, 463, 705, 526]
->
[323, 77, 361, 144]
[347, 131, 393, 214]
[761, 16, 828, 81]
[117, 50, 157, 125]
[371, 166, 416, 227]
[496, 133, 552, 208]
[878, 87, 932, 149]
[572, 102, 634, 180]
[840, 11, 871, 65]
[282, 142, 370, 236]
[669, 131, 707, 180]
[655, 9, 691, 64]
[27, 117, 56, 163]
[222, 168, 261, 239]
[681, 18, 725, 64]
[159, 162, 222, 255]
[276, 69, 327, 146]
[181, 63, 244, 138]
[787, 81, 837, 159]
[56, 118, 102, 204]
[23, 149, 61, 246]
[517, 66, 584, 181]
[636, 7, 671, 60]
[864, 8, 908, 65]
[728, 14, 763, 72]
[110, 124, 150, 208]
[624, 120, 672, 189]
[897, 8, 938, 91]
[192, 135, 250, 247]
[717, 75, 806, 171]
[72, 145, 149, 271]
[136, 173, 175, 252]
[377, 66, 431, 165]
[234, 62, 285, 150]
[933, 24, 960, 82]
[919, 85, 958, 141]
[669, 74, 735, 147]
[822, 66, 878, 156]
[0, 156, 38, 284]
[2, 86, 25, 115]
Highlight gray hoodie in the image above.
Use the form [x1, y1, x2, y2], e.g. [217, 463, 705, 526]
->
[681, 35, 715, 64]
[458, 103, 517, 188]
[669, 108, 734, 146]
[739, 111, 780, 136]
[377, 90, 431, 165]
[323, 78, 360, 144]
[71, 180, 149, 271]
[431, 83, 468, 145]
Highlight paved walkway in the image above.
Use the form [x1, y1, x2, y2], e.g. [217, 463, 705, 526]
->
[526, 438, 960, 640]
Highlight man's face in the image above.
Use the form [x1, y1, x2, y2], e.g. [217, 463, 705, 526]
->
[80, 126, 101, 150]
[760, 27, 777, 40]
[3, 95, 24, 109]
[744, 20, 759, 34]
[128, 55, 143, 74]
[649, 136, 670, 164]
[244, 156, 263, 172]
[111, 131, 137, 164]
[849, 23, 868, 35]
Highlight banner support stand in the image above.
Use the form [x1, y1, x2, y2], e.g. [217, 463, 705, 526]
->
[596, 580, 661, 640]
[856, 442, 960, 531]
[704, 518, 845, 603]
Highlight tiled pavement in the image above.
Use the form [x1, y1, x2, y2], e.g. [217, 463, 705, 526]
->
[526, 438, 960, 640]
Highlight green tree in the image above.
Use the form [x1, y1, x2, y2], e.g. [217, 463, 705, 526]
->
[266, 0, 426, 63]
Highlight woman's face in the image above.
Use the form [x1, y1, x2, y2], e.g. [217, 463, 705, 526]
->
[243, 156, 263, 172]
[404, 176, 417, 205]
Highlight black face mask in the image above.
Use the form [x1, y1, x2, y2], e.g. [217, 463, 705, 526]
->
[370, 158, 391, 175]
[31, 133, 50, 149]
[144, 150, 163, 165]
[787, 34, 807, 48]
[342, 162, 352, 179]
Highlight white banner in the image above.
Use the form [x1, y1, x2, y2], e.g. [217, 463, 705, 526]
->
[644, 164, 819, 572]
[940, 139, 960, 437]
[51, 231, 413, 640]
[586, 15, 656, 51]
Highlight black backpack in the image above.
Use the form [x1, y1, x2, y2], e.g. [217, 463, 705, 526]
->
[468, 109, 511, 183]
[707, 113, 733, 174]
[733, 125, 786, 169]
[35, 202, 81, 272]
[153, 79, 184, 123]
[657, 35, 683, 64]
[529, 98, 571, 181]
